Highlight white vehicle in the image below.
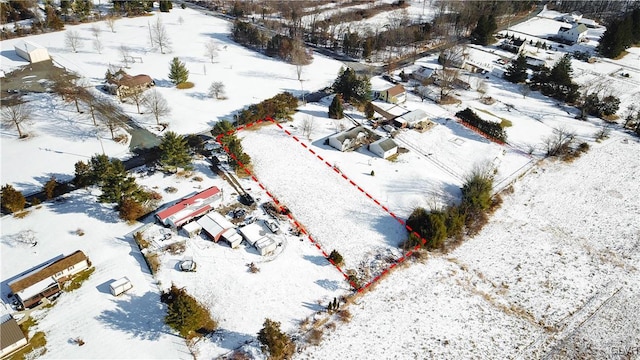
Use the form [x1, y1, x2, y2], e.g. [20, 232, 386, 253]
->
[264, 219, 280, 234]
[179, 260, 197, 272]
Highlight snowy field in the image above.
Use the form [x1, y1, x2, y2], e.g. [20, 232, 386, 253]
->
[297, 132, 640, 359]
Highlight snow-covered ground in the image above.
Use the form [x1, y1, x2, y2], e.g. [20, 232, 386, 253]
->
[1, 6, 343, 194]
[297, 132, 640, 359]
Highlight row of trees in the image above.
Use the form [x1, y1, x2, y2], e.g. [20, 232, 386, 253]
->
[598, 8, 640, 58]
[236, 92, 299, 125]
[455, 108, 508, 143]
[212, 120, 251, 172]
[530, 54, 580, 103]
[406, 165, 495, 249]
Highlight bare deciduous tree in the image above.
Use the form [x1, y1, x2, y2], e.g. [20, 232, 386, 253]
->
[105, 16, 116, 32]
[90, 24, 100, 39]
[151, 17, 172, 54]
[65, 30, 83, 52]
[543, 126, 575, 157]
[208, 81, 226, 100]
[93, 38, 103, 54]
[301, 115, 315, 140]
[520, 84, 531, 99]
[438, 68, 459, 101]
[143, 89, 171, 125]
[95, 100, 122, 139]
[1, 102, 31, 138]
[120, 44, 131, 68]
[204, 39, 218, 63]
[127, 89, 146, 114]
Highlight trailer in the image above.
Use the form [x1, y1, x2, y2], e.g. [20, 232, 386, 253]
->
[109, 277, 133, 296]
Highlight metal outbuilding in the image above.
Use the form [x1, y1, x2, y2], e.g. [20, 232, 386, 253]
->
[14, 40, 50, 63]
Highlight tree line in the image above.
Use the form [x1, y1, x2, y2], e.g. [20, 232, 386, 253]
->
[598, 8, 640, 59]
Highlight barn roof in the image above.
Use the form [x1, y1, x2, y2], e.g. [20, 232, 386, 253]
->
[385, 84, 405, 97]
[8, 250, 88, 294]
[0, 315, 26, 352]
[156, 186, 221, 226]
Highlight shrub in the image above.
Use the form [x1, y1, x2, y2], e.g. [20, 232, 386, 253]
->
[258, 318, 295, 360]
[327, 250, 344, 267]
[307, 328, 323, 345]
[337, 309, 352, 322]
[119, 197, 146, 221]
[1, 184, 26, 214]
[370, 170, 375, 176]
[163, 285, 217, 338]
[165, 186, 178, 193]
[406, 208, 447, 249]
[147, 253, 161, 274]
[176, 81, 195, 89]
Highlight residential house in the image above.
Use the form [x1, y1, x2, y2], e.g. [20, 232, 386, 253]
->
[557, 24, 588, 44]
[155, 186, 222, 229]
[500, 38, 526, 54]
[370, 101, 409, 121]
[377, 84, 406, 104]
[396, 109, 429, 128]
[105, 71, 154, 98]
[14, 40, 50, 63]
[328, 126, 379, 152]
[0, 314, 27, 357]
[8, 251, 90, 309]
[368, 138, 398, 159]
[412, 65, 440, 83]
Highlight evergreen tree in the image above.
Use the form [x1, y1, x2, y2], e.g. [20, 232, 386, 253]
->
[332, 67, 371, 105]
[258, 319, 295, 360]
[74, 160, 92, 187]
[1, 184, 26, 214]
[328, 95, 344, 119]
[159, 0, 172, 12]
[504, 54, 528, 83]
[471, 14, 497, 45]
[159, 131, 192, 171]
[168, 57, 189, 85]
[164, 285, 217, 338]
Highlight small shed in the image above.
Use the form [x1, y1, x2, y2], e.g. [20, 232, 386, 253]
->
[221, 228, 243, 248]
[238, 223, 268, 247]
[109, 277, 133, 296]
[0, 314, 27, 358]
[369, 138, 398, 159]
[182, 221, 202, 238]
[255, 237, 277, 256]
[197, 211, 235, 242]
[14, 40, 50, 63]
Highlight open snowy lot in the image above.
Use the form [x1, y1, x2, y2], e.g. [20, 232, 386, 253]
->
[297, 132, 640, 359]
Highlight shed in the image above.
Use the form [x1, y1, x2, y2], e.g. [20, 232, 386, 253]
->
[197, 211, 235, 242]
[109, 277, 133, 296]
[182, 221, 202, 238]
[0, 315, 27, 357]
[255, 237, 277, 256]
[221, 228, 243, 248]
[14, 40, 50, 63]
[238, 222, 268, 247]
[369, 138, 398, 159]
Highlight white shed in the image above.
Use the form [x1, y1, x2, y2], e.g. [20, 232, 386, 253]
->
[221, 228, 243, 248]
[182, 221, 202, 238]
[255, 237, 277, 256]
[14, 40, 50, 63]
[369, 138, 398, 159]
[109, 277, 133, 296]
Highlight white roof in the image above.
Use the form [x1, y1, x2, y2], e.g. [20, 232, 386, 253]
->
[14, 40, 46, 52]
[370, 101, 408, 117]
[182, 221, 202, 233]
[238, 223, 268, 245]
[197, 212, 234, 237]
[221, 228, 242, 241]
[16, 276, 57, 300]
[255, 237, 276, 250]
[398, 109, 428, 124]
[110, 277, 131, 289]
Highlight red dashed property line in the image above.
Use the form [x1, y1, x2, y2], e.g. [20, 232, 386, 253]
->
[218, 118, 429, 292]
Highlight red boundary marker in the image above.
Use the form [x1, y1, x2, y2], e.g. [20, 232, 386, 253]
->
[215, 117, 428, 292]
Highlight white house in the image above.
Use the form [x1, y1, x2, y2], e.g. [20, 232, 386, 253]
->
[557, 24, 588, 44]
[369, 138, 398, 159]
[14, 40, 50, 63]
[8, 250, 90, 309]
[396, 109, 429, 128]
[412, 65, 440, 82]
[329, 126, 378, 152]
[0, 314, 27, 357]
[155, 186, 222, 229]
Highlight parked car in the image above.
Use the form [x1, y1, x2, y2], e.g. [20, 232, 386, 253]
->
[233, 208, 247, 219]
[264, 219, 280, 234]
[179, 260, 197, 272]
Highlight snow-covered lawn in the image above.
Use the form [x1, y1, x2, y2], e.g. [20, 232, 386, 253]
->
[0, 190, 191, 359]
[296, 132, 640, 359]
